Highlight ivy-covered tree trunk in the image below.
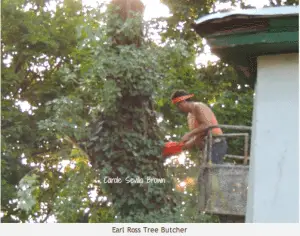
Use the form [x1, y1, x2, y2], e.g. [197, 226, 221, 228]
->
[86, 0, 177, 222]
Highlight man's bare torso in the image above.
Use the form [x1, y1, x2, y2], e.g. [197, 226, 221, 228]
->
[187, 102, 222, 148]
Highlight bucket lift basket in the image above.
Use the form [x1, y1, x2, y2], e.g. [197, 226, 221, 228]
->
[198, 125, 252, 216]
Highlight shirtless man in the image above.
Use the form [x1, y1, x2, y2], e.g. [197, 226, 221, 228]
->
[171, 90, 227, 164]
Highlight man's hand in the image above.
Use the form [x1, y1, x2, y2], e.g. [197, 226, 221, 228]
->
[181, 132, 193, 143]
[182, 137, 196, 150]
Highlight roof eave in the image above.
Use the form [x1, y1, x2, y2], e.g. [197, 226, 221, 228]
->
[194, 6, 299, 26]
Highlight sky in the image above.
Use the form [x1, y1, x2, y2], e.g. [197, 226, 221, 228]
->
[81, 0, 271, 19]
[80, 0, 271, 67]
[6, 0, 272, 73]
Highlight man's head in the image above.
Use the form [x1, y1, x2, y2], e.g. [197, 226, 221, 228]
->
[171, 90, 193, 113]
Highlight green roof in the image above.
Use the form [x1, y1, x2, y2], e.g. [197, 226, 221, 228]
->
[192, 6, 299, 83]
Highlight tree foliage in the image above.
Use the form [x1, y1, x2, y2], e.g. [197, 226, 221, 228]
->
[2, 0, 192, 223]
[2, 0, 112, 223]
[2, 0, 295, 223]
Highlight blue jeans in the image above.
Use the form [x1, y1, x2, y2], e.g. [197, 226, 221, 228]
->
[210, 138, 228, 164]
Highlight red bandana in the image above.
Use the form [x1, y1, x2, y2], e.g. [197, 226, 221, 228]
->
[172, 94, 194, 104]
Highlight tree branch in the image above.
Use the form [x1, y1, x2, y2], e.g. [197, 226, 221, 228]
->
[40, 206, 52, 223]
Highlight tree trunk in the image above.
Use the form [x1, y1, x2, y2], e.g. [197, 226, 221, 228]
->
[86, 0, 177, 222]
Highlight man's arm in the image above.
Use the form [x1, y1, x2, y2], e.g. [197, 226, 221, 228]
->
[182, 135, 206, 150]
[182, 136, 196, 150]
[187, 123, 208, 137]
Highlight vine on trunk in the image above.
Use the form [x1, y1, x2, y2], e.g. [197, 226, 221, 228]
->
[85, 0, 179, 222]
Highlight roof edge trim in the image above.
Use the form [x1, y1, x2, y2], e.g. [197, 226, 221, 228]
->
[194, 6, 299, 25]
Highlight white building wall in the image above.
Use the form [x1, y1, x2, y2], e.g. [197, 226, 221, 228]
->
[246, 53, 299, 222]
